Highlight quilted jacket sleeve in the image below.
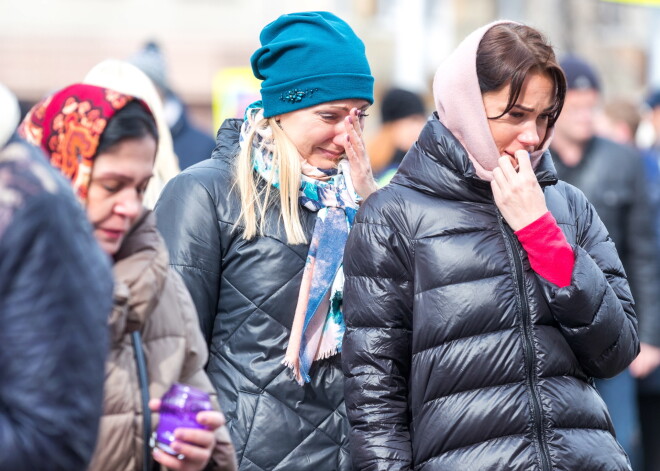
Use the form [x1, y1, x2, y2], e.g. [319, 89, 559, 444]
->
[155, 171, 222, 345]
[342, 200, 415, 471]
[0, 180, 112, 470]
[540, 196, 639, 379]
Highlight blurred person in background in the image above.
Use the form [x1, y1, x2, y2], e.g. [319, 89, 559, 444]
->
[342, 21, 638, 470]
[596, 98, 642, 147]
[84, 58, 180, 208]
[19, 83, 236, 471]
[129, 41, 216, 170]
[367, 87, 427, 186]
[636, 89, 660, 471]
[0, 83, 112, 470]
[155, 11, 375, 470]
[550, 55, 660, 470]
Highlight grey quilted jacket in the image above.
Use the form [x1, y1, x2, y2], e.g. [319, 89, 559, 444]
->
[342, 117, 639, 470]
[155, 119, 351, 471]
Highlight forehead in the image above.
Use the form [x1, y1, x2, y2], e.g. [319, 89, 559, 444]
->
[313, 98, 370, 109]
[92, 136, 156, 174]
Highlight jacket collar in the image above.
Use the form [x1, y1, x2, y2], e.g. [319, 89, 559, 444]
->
[212, 118, 242, 164]
[391, 115, 558, 203]
[112, 211, 168, 334]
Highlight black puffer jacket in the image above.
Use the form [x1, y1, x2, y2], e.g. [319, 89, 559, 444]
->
[155, 119, 351, 471]
[552, 138, 660, 347]
[342, 118, 639, 471]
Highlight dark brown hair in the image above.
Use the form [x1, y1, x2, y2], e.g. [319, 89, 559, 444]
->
[476, 23, 566, 128]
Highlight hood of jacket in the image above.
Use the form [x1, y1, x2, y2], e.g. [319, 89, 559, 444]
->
[212, 118, 242, 164]
[432, 20, 555, 181]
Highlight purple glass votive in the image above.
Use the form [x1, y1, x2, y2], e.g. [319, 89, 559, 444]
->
[152, 383, 213, 456]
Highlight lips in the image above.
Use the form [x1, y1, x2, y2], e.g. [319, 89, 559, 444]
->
[318, 148, 343, 158]
[98, 228, 125, 240]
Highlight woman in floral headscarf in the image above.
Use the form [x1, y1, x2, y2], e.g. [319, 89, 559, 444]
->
[154, 11, 375, 471]
[19, 83, 236, 471]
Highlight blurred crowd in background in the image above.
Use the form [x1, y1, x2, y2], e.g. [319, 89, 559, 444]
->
[3, 1, 660, 470]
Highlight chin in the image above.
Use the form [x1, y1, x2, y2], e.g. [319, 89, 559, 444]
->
[99, 239, 122, 257]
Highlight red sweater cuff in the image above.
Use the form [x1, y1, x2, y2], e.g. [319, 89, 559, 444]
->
[514, 212, 574, 288]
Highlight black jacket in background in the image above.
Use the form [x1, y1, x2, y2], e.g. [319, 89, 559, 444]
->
[155, 119, 351, 471]
[0, 138, 113, 470]
[342, 118, 639, 470]
[170, 99, 216, 171]
[551, 137, 660, 347]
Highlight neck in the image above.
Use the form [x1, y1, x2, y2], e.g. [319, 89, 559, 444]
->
[551, 132, 588, 167]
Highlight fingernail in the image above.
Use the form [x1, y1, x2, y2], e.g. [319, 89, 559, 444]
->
[346, 134, 350, 142]
[348, 116, 353, 124]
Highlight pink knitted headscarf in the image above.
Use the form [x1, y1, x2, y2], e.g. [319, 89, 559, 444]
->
[433, 20, 554, 181]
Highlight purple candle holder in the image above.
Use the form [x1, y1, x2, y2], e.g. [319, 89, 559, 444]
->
[152, 383, 213, 456]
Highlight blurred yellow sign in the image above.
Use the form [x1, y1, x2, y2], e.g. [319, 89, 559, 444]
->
[212, 67, 261, 131]
[600, 0, 660, 5]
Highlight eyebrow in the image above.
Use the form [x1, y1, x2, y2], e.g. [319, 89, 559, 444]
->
[513, 104, 554, 112]
[326, 104, 370, 111]
[94, 172, 154, 182]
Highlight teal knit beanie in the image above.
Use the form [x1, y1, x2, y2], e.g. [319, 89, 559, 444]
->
[251, 11, 374, 118]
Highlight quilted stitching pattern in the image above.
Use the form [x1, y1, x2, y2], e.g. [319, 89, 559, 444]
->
[155, 120, 351, 471]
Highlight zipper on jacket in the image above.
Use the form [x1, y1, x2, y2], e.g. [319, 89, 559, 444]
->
[498, 212, 552, 471]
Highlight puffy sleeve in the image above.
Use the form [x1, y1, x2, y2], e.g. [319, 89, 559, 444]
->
[342, 199, 415, 471]
[541, 195, 639, 378]
[155, 170, 222, 345]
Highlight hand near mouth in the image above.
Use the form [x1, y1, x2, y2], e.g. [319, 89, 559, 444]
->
[491, 149, 548, 231]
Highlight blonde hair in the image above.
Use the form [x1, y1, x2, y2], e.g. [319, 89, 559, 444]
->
[235, 116, 307, 245]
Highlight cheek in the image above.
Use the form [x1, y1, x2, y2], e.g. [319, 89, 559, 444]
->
[487, 121, 509, 151]
[85, 191, 112, 225]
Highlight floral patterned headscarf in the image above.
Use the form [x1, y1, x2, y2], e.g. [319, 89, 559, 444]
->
[18, 83, 146, 203]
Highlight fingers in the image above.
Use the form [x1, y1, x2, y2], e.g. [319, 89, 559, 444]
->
[148, 398, 161, 412]
[344, 112, 366, 168]
[497, 155, 518, 181]
[152, 428, 216, 471]
[491, 166, 508, 197]
[515, 149, 532, 173]
[490, 178, 503, 206]
[196, 410, 225, 430]
[175, 427, 216, 448]
[153, 447, 187, 469]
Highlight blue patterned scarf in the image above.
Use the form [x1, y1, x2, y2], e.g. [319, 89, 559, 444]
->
[240, 105, 361, 385]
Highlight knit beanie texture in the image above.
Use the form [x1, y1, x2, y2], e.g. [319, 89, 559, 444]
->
[251, 11, 374, 118]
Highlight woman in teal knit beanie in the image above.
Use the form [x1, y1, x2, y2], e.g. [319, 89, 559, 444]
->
[155, 11, 376, 470]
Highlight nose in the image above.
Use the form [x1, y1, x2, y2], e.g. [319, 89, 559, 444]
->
[114, 190, 142, 219]
[331, 121, 347, 149]
[518, 121, 542, 151]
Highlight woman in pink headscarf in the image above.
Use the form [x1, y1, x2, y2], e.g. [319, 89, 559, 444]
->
[342, 21, 638, 470]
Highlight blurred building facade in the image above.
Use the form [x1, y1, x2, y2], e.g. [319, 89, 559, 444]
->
[0, 0, 658, 133]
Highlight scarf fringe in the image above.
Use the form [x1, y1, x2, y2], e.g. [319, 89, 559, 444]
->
[315, 346, 340, 361]
[282, 346, 342, 387]
[281, 358, 305, 386]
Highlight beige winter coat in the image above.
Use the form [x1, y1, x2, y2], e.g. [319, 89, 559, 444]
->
[88, 211, 237, 471]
